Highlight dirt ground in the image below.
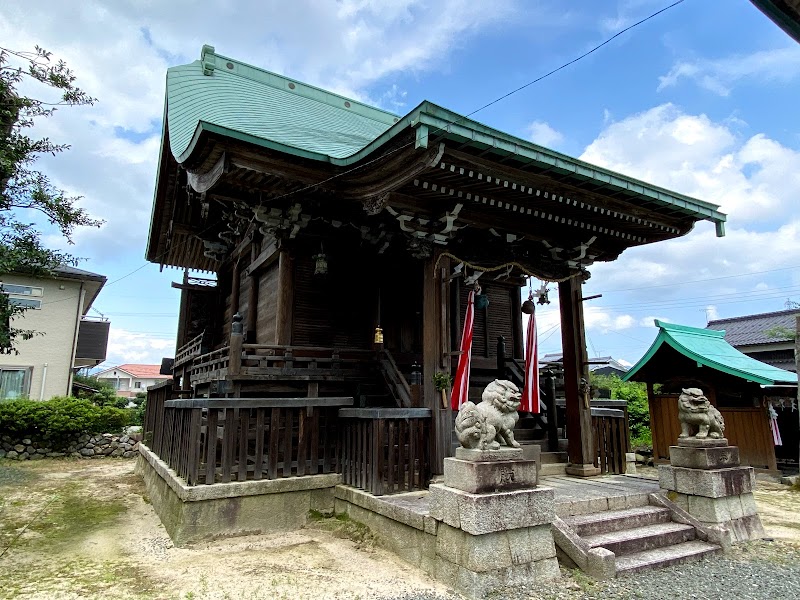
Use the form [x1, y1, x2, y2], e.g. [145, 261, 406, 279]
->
[1, 459, 798, 600]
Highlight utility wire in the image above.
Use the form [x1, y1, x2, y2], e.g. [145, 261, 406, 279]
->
[39, 0, 688, 310]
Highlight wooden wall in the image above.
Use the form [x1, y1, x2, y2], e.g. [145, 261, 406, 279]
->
[256, 263, 278, 344]
[457, 280, 521, 361]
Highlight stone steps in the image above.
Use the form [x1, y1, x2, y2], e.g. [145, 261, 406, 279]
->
[564, 505, 671, 536]
[615, 540, 721, 575]
[559, 504, 721, 577]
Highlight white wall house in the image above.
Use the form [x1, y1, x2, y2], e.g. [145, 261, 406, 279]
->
[94, 364, 172, 398]
[1, 266, 108, 400]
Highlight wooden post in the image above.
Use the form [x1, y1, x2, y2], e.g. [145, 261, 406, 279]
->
[496, 336, 506, 379]
[423, 251, 451, 475]
[275, 248, 293, 346]
[247, 244, 259, 343]
[559, 276, 600, 476]
[511, 287, 524, 360]
[229, 313, 243, 376]
[544, 370, 559, 452]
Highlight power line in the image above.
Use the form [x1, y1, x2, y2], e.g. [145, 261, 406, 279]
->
[594, 264, 800, 294]
[36, 1, 689, 314]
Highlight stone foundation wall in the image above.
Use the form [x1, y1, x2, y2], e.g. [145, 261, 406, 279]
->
[136, 444, 337, 546]
[0, 433, 140, 460]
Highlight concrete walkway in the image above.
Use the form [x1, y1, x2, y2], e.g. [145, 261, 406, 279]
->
[368, 473, 662, 520]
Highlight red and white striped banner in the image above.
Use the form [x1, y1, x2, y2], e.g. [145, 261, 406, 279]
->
[451, 291, 475, 410]
[521, 301, 540, 413]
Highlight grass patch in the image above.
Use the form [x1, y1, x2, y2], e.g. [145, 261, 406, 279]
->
[0, 481, 128, 554]
[305, 511, 375, 547]
[0, 557, 159, 600]
[0, 462, 38, 487]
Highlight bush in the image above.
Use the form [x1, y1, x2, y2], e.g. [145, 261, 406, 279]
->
[591, 373, 652, 449]
[0, 396, 131, 445]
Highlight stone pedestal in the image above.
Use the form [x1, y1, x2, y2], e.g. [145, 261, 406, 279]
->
[428, 455, 558, 598]
[658, 438, 765, 543]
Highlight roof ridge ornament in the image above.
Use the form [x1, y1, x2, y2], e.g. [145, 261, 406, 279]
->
[201, 44, 216, 76]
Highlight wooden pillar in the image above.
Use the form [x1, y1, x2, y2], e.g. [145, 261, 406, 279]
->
[247, 245, 259, 343]
[423, 251, 451, 475]
[231, 259, 241, 325]
[559, 276, 600, 476]
[275, 248, 293, 346]
[511, 286, 523, 360]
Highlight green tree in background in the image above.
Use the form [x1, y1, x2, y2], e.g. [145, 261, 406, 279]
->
[592, 373, 652, 449]
[0, 46, 102, 353]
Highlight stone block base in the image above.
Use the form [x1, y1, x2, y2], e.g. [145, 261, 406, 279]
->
[669, 445, 740, 470]
[667, 491, 765, 542]
[565, 463, 601, 477]
[443, 457, 537, 494]
[659, 464, 755, 498]
[136, 445, 337, 546]
[429, 483, 554, 535]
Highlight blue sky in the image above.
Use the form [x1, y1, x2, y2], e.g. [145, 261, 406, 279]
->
[2, 0, 799, 368]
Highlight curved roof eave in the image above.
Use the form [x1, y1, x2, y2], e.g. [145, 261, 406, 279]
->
[172, 99, 727, 231]
[623, 320, 798, 386]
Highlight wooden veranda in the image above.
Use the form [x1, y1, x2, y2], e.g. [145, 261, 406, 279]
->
[144, 45, 727, 492]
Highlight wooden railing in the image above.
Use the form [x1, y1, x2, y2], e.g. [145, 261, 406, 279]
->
[145, 393, 353, 485]
[143, 379, 175, 449]
[378, 349, 413, 408]
[174, 331, 207, 369]
[591, 407, 629, 475]
[339, 408, 431, 496]
[187, 347, 231, 383]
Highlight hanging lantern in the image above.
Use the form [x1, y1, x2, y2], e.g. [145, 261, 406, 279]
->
[374, 327, 384, 344]
[313, 252, 328, 276]
[474, 283, 489, 310]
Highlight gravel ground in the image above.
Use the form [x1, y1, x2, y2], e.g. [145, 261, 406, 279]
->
[375, 540, 800, 600]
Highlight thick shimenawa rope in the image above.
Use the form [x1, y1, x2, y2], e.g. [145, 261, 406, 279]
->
[432, 252, 579, 283]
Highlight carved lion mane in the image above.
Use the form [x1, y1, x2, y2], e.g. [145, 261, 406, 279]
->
[677, 387, 725, 440]
[454, 379, 522, 450]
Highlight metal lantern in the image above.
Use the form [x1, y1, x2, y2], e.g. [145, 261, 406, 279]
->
[313, 252, 328, 276]
[374, 327, 384, 344]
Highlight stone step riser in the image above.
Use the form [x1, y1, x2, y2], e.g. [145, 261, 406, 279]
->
[539, 463, 567, 476]
[598, 527, 696, 556]
[616, 545, 720, 575]
[570, 509, 671, 537]
[539, 451, 568, 464]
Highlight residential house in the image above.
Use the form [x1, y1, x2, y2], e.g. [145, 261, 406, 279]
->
[0, 266, 109, 400]
[706, 309, 798, 372]
[94, 364, 172, 397]
[541, 353, 630, 377]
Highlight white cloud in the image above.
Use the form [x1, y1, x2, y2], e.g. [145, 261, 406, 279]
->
[658, 46, 800, 96]
[639, 316, 670, 328]
[584, 307, 636, 333]
[0, 0, 521, 270]
[527, 120, 564, 148]
[580, 104, 800, 226]
[104, 328, 174, 368]
[579, 104, 800, 321]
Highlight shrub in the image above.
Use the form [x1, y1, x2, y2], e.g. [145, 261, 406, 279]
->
[591, 373, 652, 449]
[0, 396, 131, 445]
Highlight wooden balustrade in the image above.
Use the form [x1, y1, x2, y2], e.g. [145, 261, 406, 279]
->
[591, 407, 629, 475]
[174, 331, 207, 369]
[338, 408, 431, 496]
[378, 349, 413, 407]
[145, 393, 353, 485]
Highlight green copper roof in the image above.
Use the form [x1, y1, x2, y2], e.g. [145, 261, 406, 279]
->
[167, 45, 400, 163]
[623, 320, 798, 386]
[164, 45, 726, 233]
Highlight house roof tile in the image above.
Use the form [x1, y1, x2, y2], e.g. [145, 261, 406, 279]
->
[98, 364, 171, 379]
[706, 309, 799, 346]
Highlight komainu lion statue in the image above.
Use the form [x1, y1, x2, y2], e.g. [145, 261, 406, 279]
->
[454, 379, 521, 450]
[678, 387, 725, 439]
